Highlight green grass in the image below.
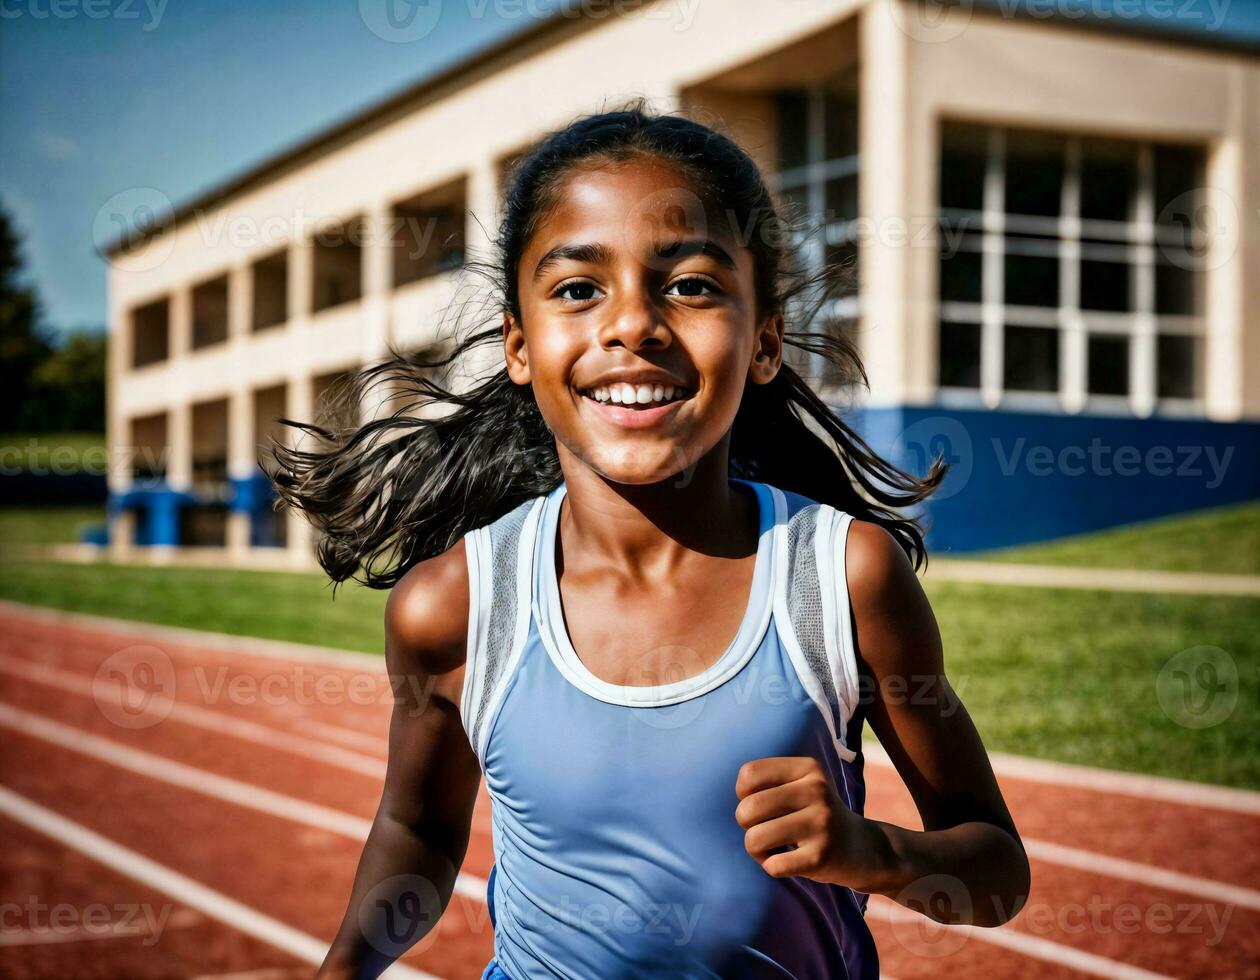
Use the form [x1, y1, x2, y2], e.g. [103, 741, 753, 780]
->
[0, 559, 388, 653]
[1, 503, 1257, 790]
[971, 499, 1260, 576]
[0, 505, 107, 545]
[0, 432, 107, 473]
[921, 579, 1260, 790]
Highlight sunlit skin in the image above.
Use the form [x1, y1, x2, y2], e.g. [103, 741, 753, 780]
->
[316, 157, 1028, 976]
[499, 157, 1031, 922]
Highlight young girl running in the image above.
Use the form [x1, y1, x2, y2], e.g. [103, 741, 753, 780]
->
[275, 101, 1030, 980]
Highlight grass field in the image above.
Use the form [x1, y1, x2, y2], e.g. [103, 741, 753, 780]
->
[1, 502, 1257, 789]
[0, 432, 107, 472]
[973, 498, 1260, 576]
[0, 505, 106, 545]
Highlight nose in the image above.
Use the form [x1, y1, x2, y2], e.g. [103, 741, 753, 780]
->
[598, 281, 671, 352]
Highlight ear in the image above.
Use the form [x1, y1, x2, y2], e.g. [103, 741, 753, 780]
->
[503, 311, 531, 385]
[748, 311, 784, 386]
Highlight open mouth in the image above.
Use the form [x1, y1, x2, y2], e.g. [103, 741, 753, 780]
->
[577, 382, 693, 410]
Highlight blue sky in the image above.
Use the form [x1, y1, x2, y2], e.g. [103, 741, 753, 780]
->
[1, 0, 1257, 338]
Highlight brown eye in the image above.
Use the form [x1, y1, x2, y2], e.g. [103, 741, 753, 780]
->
[555, 281, 601, 302]
[665, 277, 717, 298]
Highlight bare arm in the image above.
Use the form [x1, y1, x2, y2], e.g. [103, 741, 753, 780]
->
[840, 520, 1030, 925]
[734, 521, 1029, 928]
[316, 541, 483, 978]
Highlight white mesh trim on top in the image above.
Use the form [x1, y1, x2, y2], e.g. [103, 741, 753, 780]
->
[459, 494, 545, 766]
[818, 505, 862, 729]
[773, 500, 861, 763]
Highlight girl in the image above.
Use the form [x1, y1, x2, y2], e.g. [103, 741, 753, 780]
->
[273, 100, 1030, 980]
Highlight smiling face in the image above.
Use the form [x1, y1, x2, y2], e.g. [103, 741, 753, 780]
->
[504, 156, 784, 486]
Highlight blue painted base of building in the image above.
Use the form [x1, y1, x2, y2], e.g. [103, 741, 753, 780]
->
[99, 472, 283, 548]
[842, 404, 1260, 555]
[99, 409, 1259, 556]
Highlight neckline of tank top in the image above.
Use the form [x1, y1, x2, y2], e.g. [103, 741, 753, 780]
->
[533, 477, 780, 708]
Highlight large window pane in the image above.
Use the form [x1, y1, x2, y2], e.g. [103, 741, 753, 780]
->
[939, 321, 982, 389]
[1080, 258, 1131, 312]
[940, 121, 987, 212]
[776, 91, 809, 173]
[941, 241, 983, 303]
[1005, 130, 1065, 217]
[1157, 334, 1198, 399]
[1087, 334, 1129, 396]
[1080, 138, 1134, 222]
[1004, 243, 1058, 307]
[1004, 325, 1059, 392]
[1155, 255, 1198, 316]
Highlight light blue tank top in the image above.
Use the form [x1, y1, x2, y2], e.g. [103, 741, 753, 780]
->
[459, 478, 878, 979]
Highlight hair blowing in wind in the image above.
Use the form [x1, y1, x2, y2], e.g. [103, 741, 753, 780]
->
[265, 98, 948, 593]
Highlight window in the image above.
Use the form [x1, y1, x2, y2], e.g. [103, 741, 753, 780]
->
[392, 178, 467, 288]
[312, 216, 364, 312]
[191, 275, 229, 349]
[252, 250, 288, 331]
[130, 297, 169, 367]
[936, 121, 1206, 412]
[129, 412, 167, 480]
[769, 71, 860, 386]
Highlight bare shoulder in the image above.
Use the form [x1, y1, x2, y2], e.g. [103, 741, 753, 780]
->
[841, 517, 941, 670]
[843, 518, 919, 609]
[384, 535, 471, 695]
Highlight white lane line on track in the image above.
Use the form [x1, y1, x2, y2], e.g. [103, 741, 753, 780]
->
[863, 743, 1260, 817]
[1023, 838, 1260, 912]
[0, 600, 389, 671]
[0, 700, 1227, 979]
[3, 695, 1256, 913]
[292, 718, 388, 753]
[0, 784, 434, 979]
[0, 702, 374, 840]
[0, 652, 387, 779]
[0, 909, 201, 947]
[870, 896, 1175, 980]
[8, 598, 1260, 814]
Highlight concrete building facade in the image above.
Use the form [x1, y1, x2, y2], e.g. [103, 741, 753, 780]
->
[104, 0, 1260, 564]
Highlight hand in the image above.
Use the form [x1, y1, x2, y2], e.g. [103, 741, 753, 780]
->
[734, 755, 877, 887]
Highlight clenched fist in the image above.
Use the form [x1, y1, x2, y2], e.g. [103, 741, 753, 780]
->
[735, 755, 877, 886]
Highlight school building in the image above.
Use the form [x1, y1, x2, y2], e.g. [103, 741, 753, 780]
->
[103, 0, 1260, 565]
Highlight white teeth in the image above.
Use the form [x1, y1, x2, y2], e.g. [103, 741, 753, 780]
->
[586, 383, 686, 405]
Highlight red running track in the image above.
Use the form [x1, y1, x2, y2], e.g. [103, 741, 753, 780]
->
[0, 603, 1256, 979]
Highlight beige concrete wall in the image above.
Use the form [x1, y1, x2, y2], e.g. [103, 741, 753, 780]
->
[870, 0, 1260, 418]
[106, 0, 1259, 561]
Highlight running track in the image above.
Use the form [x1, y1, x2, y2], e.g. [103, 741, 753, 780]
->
[0, 601, 1256, 979]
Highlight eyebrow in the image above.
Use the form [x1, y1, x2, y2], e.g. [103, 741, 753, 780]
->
[531, 237, 739, 282]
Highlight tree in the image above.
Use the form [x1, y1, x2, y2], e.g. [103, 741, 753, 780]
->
[0, 200, 57, 430]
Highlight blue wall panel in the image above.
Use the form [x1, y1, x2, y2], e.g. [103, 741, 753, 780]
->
[838, 404, 1260, 554]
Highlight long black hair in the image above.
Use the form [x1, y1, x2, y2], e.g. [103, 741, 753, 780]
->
[267, 97, 947, 592]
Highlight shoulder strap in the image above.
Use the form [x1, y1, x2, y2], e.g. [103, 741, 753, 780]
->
[775, 497, 862, 762]
[460, 493, 546, 765]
